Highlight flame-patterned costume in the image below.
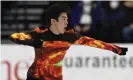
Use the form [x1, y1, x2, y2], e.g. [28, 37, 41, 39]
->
[10, 27, 126, 80]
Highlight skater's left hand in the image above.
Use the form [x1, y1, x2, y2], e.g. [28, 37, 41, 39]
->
[120, 47, 128, 55]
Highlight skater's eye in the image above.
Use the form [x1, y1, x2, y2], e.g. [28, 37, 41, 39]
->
[61, 16, 68, 20]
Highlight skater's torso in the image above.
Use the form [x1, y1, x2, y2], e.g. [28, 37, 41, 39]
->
[27, 27, 81, 80]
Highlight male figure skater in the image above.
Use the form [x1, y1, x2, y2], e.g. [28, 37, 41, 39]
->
[10, 4, 128, 80]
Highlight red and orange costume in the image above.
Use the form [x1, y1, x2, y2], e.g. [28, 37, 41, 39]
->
[10, 27, 127, 80]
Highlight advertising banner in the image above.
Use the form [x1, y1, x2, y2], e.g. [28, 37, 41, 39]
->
[1, 44, 133, 80]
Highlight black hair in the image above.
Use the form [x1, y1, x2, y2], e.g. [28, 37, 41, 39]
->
[46, 4, 70, 27]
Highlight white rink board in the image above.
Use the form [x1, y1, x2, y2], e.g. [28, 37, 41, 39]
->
[1, 44, 133, 80]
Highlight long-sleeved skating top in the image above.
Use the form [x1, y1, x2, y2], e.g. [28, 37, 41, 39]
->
[9, 26, 126, 80]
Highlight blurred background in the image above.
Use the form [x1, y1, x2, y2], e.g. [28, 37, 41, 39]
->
[1, 1, 133, 80]
[1, 1, 133, 44]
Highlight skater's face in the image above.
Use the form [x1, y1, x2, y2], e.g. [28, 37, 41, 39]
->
[51, 12, 68, 34]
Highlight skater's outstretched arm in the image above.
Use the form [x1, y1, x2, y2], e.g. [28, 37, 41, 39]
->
[74, 33, 128, 55]
[9, 27, 46, 48]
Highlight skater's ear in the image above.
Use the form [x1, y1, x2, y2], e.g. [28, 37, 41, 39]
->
[51, 19, 57, 24]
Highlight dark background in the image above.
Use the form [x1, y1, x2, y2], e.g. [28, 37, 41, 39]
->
[1, 1, 133, 44]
